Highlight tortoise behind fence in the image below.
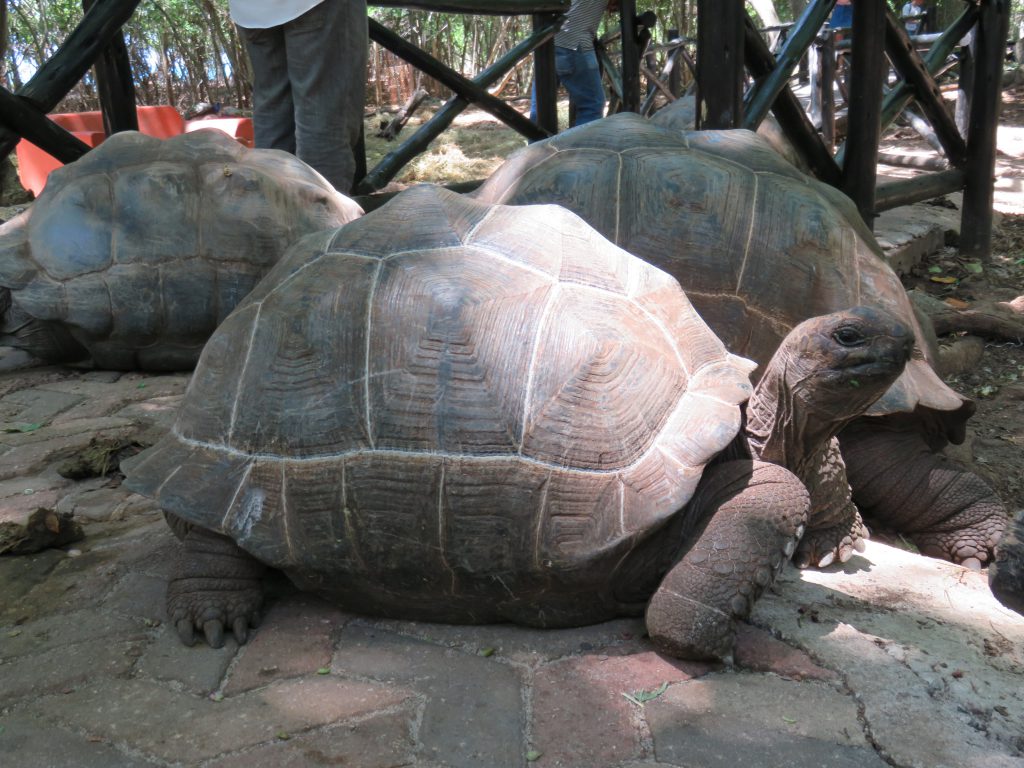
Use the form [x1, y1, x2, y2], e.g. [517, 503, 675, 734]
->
[472, 113, 1009, 577]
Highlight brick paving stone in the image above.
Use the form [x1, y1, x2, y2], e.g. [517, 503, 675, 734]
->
[365, 615, 648, 666]
[56, 485, 156, 523]
[102, 571, 167, 623]
[28, 675, 413, 764]
[335, 624, 524, 768]
[115, 394, 186, 434]
[224, 595, 350, 695]
[211, 709, 417, 768]
[2, 548, 123, 622]
[646, 671, 884, 768]
[137, 628, 238, 694]
[0, 471, 73, 499]
[733, 623, 838, 681]
[531, 651, 713, 768]
[45, 375, 187, 425]
[0, 637, 147, 703]
[0, 387, 84, 426]
[0, 546, 64, 622]
[0, 713, 151, 768]
[1, 609, 143, 659]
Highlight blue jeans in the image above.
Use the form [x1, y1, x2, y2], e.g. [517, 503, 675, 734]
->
[531, 45, 606, 127]
[239, 0, 368, 192]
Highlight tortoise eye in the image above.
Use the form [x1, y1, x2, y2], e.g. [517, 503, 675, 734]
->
[832, 326, 865, 346]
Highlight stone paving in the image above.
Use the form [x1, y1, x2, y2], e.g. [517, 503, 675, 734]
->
[1, 361, 1022, 768]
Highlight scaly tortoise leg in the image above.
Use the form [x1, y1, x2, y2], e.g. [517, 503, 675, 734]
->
[165, 512, 265, 648]
[645, 460, 809, 662]
[839, 423, 1007, 568]
[793, 437, 868, 570]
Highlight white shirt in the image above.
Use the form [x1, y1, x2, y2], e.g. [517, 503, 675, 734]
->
[229, 0, 324, 29]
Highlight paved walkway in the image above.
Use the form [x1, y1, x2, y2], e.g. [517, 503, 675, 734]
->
[1, 363, 1022, 768]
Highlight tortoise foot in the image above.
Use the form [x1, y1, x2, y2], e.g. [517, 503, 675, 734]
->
[168, 525, 265, 648]
[647, 588, 736, 663]
[913, 521, 1003, 568]
[793, 513, 868, 570]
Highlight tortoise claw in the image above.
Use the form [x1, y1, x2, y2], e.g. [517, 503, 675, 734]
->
[176, 619, 197, 647]
[203, 619, 225, 649]
[232, 617, 250, 645]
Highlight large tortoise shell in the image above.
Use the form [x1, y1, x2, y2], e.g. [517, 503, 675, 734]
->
[0, 130, 362, 370]
[473, 113, 967, 421]
[126, 186, 754, 612]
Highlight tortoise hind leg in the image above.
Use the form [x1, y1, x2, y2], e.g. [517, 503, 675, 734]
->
[0, 291, 89, 363]
[165, 513, 265, 648]
[645, 460, 809, 662]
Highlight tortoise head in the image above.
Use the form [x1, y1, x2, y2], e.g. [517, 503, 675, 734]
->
[745, 306, 913, 471]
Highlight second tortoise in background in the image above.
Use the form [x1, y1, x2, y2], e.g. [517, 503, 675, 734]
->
[473, 113, 1007, 573]
[0, 130, 362, 371]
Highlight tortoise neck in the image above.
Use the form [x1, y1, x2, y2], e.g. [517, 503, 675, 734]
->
[743, 348, 853, 478]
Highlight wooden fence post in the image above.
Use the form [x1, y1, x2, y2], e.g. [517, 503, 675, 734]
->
[841, 0, 887, 227]
[959, 0, 1009, 259]
[696, 0, 744, 128]
[533, 13, 558, 133]
[82, 0, 138, 135]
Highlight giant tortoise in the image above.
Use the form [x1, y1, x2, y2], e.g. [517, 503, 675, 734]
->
[124, 186, 912, 659]
[472, 113, 1007, 572]
[0, 129, 363, 370]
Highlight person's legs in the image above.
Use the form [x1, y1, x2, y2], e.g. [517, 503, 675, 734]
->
[557, 47, 605, 126]
[283, 0, 368, 191]
[238, 24, 296, 153]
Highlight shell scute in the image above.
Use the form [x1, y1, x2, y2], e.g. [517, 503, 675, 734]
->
[228, 256, 376, 457]
[369, 248, 551, 454]
[29, 178, 113, 281]
[111, 162, 199, 266]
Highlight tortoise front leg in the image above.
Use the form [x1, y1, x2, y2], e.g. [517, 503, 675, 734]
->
[645, 460, 809, 662]
[792, 438, 868, 570]
[165, 513, 265, 648]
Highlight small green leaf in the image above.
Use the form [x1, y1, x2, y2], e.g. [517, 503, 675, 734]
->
[927, 265, 943, 273]
[316, 667, 331, 675]
[623, 681, 670, 706]
[209, 692, 224, 702]
[963, 262, 983, 274]
[783, 715, 798, 724]
[977, 385, 996, 397]
[526, 750, 542, 762]
[137, 383, 147, 389]
[479, 647, 495, 657]
[849, 379, 860, 388]
[3, 422, 43, 433]
[276, 731, 291, 741]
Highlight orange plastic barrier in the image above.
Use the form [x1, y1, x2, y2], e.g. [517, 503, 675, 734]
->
[15, 130, 106, 197]
[15, 107, 254, 196]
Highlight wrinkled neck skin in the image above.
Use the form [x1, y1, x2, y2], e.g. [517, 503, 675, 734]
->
[744, 346, 878, 482]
